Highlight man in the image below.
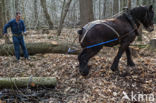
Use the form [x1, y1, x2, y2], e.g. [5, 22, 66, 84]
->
[3, 12, 29, 61]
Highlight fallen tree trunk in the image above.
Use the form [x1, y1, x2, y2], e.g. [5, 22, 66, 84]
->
[0, 42, 148, 56]
[0, 77, 57, 88]
[0, 42, 80, 56]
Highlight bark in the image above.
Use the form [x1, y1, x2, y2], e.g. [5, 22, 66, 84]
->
[136, 0, 140, 5]
[123, 0, 127, 7]
[0, 41, 80, 56]
[113, 0, 119, 15]
[15, 0, 19, 11]
[0, 77, 57, 88]
[142, 0, 148, 5]
[98, 0, 101, 19]
[0, 0, 3, 37]
[5, 0, 10, 22]
[2, 0, 6, 24]
[0, 41, 148, 56]
[40, 0, 53, 29]
[128, 0, 131, 9]
[153, 0, 156, 23]
[102, 0, 107, 18]
[57, 0, 72, 36]
[79, 0, 94, 26]
[34, 0, 39, 29]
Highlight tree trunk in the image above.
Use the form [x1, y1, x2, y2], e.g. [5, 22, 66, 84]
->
[98, 0, 101, 19]
[0, 41, 80, 56]
[123, 0, 127, 8]
[0, 0, 3, 38]
[15, 0, 19, 11]
[142, 0, 148, 5]
[2, 0, 6, 24]
[5, 0, 11, 22]
[79, 0, 94, 26]
[128, 0, 131, 9]
[136, 0, 140, 5]
[57, 0, 72, 36]
[40, 0, 53, 29]
[0, 77, 56, 88]
[113, 0, 119, 15]
[34, 0, 39, 29]
[102, 0, 107, 18]
[153, 0, 156, 23]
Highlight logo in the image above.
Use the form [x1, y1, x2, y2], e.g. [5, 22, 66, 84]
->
[122, 91, 155, 102]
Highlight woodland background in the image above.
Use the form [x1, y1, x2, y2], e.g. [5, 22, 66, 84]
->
[0, 0, 156, 103]
[0, 0, 156, 33]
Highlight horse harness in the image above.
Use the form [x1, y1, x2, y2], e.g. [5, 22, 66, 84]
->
[80, 11, 141, 43]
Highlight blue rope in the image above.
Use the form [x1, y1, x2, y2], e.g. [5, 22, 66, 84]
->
[68, 38, 118, 53]
[86, 38, 118, 49]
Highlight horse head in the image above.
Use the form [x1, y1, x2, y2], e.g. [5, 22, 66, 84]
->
[130, 5, 154, 32]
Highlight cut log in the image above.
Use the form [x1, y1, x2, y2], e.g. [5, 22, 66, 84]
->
[0, 41, 80, 56]
[0, 77, 57, 88]
[0, 41, 149, 56]
[150, 38, 156, 49]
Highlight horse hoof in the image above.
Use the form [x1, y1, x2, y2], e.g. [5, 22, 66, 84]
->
[119, 72, 130, 77]
[111, 66, 118, 72]
[79, 66, 90, 76]
[127, 62, 135, 67]
[80, 70, 89, 76]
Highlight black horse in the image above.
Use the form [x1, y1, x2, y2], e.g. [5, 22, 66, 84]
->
[77, 5, 154, 76]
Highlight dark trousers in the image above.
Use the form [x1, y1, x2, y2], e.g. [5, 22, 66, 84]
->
[12, 35, 29, 60]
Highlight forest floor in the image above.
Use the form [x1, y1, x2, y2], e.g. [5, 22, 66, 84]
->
[0, 28, 156, 103]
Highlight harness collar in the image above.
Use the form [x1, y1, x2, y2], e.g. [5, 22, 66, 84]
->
[124, 11, 141, 36]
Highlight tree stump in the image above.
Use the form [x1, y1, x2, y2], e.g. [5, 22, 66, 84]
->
[150, 38, 156, 49]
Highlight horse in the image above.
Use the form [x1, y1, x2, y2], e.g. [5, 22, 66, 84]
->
[77, 5, 154, 76]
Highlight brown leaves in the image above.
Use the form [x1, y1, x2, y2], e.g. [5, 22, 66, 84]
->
[0, 29, 156, 102]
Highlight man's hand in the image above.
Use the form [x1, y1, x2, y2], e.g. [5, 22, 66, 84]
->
[4, 34, 12, 44]
[23, 31, 27, 36]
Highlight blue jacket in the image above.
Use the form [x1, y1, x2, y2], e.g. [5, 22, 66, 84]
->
[3, 19, 26, 34]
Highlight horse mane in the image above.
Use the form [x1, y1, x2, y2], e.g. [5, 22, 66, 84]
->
[130, 6, 147, 20]
[117, 6, 147, 24]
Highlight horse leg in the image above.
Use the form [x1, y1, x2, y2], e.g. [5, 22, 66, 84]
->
[78, 46, 102, 76]
[126, 47, 135, 66]
[111, 42, 129, 71]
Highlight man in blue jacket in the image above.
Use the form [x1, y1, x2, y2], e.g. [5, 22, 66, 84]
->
[3, 12, 29, 61]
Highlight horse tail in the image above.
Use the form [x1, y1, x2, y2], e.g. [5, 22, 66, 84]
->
[77, 29, 83, 35]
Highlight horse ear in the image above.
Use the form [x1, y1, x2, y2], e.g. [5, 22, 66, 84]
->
[149, 5, 153, 11]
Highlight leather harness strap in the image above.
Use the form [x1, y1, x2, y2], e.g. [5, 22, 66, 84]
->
[124, 12, 140, 36]
[101, 22, 120, 38]
[80, 21, 120, 43]
[80, 10, 140, 44]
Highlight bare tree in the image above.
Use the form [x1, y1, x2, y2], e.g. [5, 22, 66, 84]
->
[15, 0, 19, 11]
[40, 0, 53, 29]
[2, 0, 7, 24]
[153, 0, 156, 23]
[34, 0, 39, 29]
[113, 0, 119, 14]
[5, 0, 11, 22]
[128, 0, 131, 9]
[0, 0, 3, 36]
[123, 0, 127, 7]
[79, 0, 94, 26]
[57, 0, 72, 36]
[102, 0, 107, 18]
